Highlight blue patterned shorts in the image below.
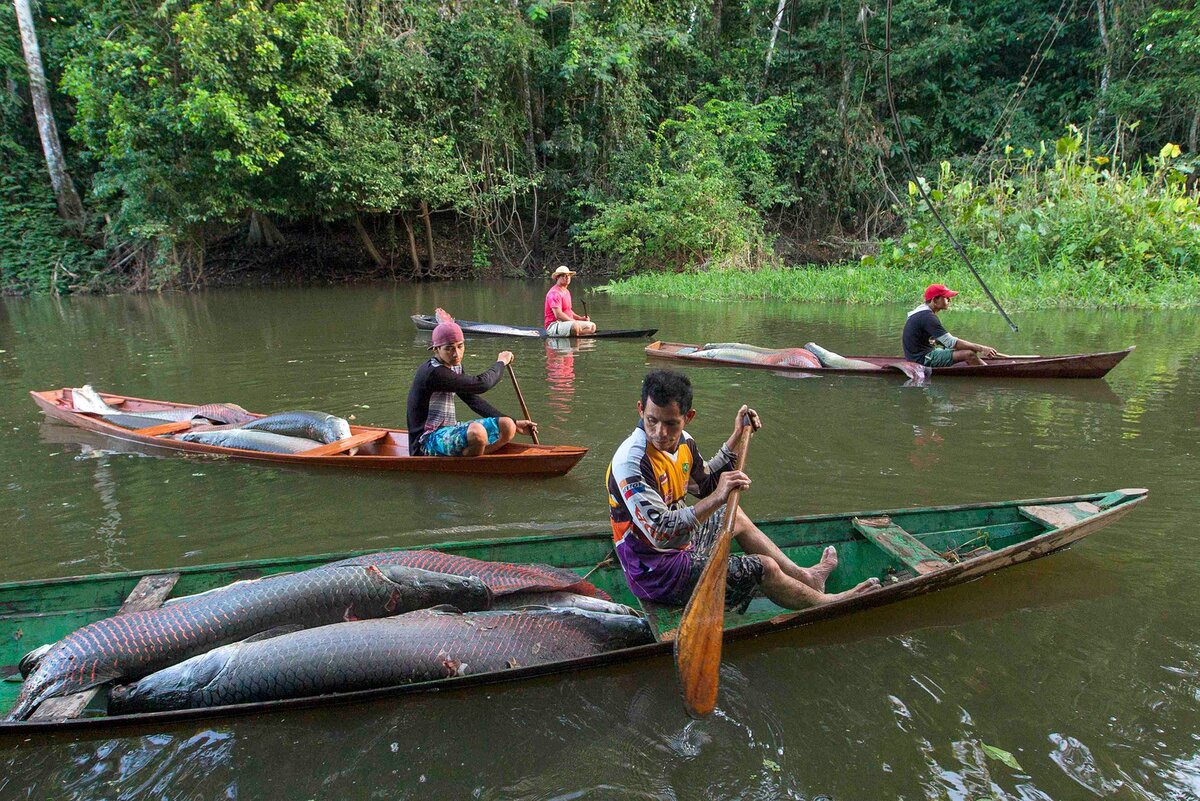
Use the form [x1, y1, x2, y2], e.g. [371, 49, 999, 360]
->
[420, 418, 502, 456]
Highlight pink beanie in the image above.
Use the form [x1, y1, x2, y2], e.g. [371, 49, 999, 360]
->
[430, 320, 465, 348]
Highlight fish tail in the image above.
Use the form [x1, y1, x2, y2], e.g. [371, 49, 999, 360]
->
[70, 385, 116, 415]
[434, 307, 455, 323]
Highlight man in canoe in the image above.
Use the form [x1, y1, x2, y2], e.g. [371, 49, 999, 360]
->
[544, 265, 596, 337]
[407, 319, 537, 457]
[606, 369, 880, 610]
[903, 283, 999, 367]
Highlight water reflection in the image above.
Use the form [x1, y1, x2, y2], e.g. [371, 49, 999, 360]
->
[544, 337, 598, 422]
[1, 286, 1198, 799]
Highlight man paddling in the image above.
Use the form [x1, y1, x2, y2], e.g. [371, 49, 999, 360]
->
[407, 319, 537, 456]
[544, 266, 596, 337]
[903, 283, 999, 368]
[606, 369, 879, 610]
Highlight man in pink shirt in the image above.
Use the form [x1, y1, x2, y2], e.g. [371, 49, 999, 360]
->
[544, 266, 597, 337]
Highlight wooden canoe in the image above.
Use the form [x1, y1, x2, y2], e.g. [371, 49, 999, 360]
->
[30, 389, 587, 476]
[411, 314, 658, 339]
[0, 488, 1146, 733]
[646, 341, 1134, 379]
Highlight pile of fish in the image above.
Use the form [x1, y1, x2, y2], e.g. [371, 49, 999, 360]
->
[69, 386, 355, 455]
[682, 343, 926, 381]
[69, 385, 256, 428]
[6, 551, 650, 719]
[180, 409, 353, 453]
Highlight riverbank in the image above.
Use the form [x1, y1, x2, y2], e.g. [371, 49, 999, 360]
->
[599, 263, 1200, 309]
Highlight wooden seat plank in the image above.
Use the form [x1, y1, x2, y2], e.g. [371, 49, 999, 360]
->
[1019, 501, 1100, 530]
[133, 420, 193, 437]
[852, 516, 949, 575]
[30, 572, 180, 721]
[299, 429, 388, 457]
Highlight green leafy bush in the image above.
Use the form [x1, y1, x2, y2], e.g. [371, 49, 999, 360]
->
[576, 98, 793, 274]
[863, 128, 1200, 305]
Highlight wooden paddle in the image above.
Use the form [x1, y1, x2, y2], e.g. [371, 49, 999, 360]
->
[995, 353, 1041, 359]
[674, 413, 755, 718]
[581, 299, 589, 322]
[506, 363, 540, 445]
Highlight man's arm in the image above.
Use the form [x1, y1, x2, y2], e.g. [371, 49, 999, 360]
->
[427, 362, 505, 395]
[947, 336, 997, 357]
[462, 391, 505, 420]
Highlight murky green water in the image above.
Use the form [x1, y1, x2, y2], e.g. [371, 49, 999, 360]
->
[1, 282, 1196, 799]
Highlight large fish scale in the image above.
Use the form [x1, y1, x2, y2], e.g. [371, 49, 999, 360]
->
[6, 565, 490, 720]
[330, 550, 609, 599]
[110, 608, 654, 712]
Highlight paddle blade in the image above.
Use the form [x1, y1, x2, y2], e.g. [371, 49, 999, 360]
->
[674, 533, 733, 717]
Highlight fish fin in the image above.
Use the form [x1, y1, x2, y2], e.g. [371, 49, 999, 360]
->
[434, 307, 455, 323]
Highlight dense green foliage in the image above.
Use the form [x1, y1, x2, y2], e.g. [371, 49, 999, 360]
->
[2, 0, 1198, 294]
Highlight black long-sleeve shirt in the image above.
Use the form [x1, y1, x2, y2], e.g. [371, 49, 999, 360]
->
[406, 358, 508, 454]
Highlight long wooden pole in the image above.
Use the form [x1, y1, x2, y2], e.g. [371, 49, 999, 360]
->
[506, 364, 540, 445]
[674, 417, 753, 717]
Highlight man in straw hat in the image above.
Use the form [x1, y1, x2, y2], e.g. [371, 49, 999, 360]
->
[406, 318, 537, 457]
[903, 283, 998, 368]
[544, 266, 596, 337]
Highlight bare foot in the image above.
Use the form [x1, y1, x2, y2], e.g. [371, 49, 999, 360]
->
[821, 577, 881, 604]
[800, 545, 839, 591]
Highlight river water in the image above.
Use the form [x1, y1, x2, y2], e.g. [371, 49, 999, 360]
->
[0, 282, 1196, 800]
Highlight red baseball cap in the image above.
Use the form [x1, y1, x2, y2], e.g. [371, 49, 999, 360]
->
[924, 283, 959, 302]
[429, 320, 465, 348]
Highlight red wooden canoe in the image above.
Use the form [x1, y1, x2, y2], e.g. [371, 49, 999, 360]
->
[645, 341, 1133, 379]
[31, 389, 587, 476]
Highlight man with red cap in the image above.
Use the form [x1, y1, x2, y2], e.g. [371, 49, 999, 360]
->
[406, 319, 537, 457]
[902, 284, 998, 368]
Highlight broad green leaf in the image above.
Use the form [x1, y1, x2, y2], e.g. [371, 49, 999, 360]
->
[981, 743, 1023, 771]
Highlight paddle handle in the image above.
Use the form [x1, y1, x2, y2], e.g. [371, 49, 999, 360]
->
[582, 299, 589, 321]
[674, 418, 753, 718]
[995, 353, 1041, 359]
[506, 364, 540, 445]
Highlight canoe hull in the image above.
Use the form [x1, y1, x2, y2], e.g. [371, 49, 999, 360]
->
[645, 341, 1134, 379]
[0, 489, 1147, 734]
[412, 314, 657, 339]
[31, 390, 587, 476]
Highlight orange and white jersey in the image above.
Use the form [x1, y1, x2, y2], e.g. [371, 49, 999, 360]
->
[606, 424, 735, 551]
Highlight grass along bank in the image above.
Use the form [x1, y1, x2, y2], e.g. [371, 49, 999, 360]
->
[602, 131, 1200, 309]
[598, 261, 1200, 310]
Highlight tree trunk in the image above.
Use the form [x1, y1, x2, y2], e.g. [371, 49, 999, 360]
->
[400, 212, 422, 276]
[764, 0, 788, 77]
[1096, 0, 1112, 120]
[419, 200, 436, 273]
[353, 214, 386, 267]
[511, 0, 537, 175]
[710, 0, 723, 59]
[1189, 107, 1199, 155]
[13, 0, 85, 226]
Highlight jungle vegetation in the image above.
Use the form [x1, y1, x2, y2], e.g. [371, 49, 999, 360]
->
[2, 0, 1197, 297]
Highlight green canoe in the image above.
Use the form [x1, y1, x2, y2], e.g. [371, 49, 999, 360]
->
[0, 488, 1146, 734]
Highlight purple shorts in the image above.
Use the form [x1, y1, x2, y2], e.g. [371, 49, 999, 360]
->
[616, 507, 764, 611]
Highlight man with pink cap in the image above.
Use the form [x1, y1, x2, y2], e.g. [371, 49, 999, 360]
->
[406, 319, 537, 457]
[902, 284, 998, 368]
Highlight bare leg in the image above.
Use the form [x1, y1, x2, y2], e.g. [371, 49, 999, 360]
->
[573, 320, 597, 335]
[482, 417, 516, 454]
[952, 349, 985, 366]
[731, 509, 830, 590]
[756, 558, 880, 610]
[732, 509, 876, 595]
[461, 422, 489, 457]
